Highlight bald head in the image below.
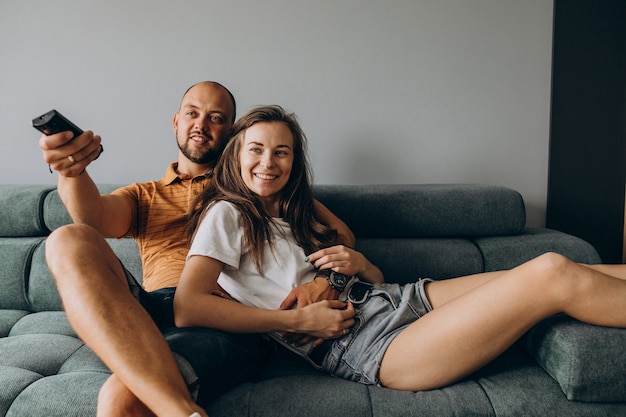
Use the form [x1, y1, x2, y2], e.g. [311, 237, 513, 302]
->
[180, 81, 236, 123]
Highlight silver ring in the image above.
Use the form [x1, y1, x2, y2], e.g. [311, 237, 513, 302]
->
[67, 155, 76, 164]
[342, 329, 347, 336]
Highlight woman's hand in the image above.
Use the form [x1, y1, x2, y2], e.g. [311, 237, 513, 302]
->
[306, 245, 384, 284]
[292, 300, 355, 341]
[306, 245, 365, 275]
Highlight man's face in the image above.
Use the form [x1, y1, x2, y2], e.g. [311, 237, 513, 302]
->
[173, 83, 235, 165]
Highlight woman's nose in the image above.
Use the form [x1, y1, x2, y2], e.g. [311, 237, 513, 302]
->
[260, 153, 274, 168]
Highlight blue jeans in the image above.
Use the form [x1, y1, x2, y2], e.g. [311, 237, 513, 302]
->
[317, 279, 433, 386]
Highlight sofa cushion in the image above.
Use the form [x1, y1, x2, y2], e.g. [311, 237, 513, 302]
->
[356, 237, 484, 283]
[42, 185, 123, 232]
[0, 237, 48, 311]
[0, 311, 30, 338]
[314, 184, 526, 238]
[0, 186, 53, 237]
[522, 314, 626, 402]
[474, 228, 602, 272]
[9, 312, 76, 338]
[0, 333, 197, 417]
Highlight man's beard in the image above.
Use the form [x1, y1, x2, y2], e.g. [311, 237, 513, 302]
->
[178, 140, 223, 165]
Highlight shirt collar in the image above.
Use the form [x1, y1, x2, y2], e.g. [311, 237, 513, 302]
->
[162, 162, 213, 185]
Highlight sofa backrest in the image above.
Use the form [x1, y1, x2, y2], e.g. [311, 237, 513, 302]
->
[313, 184, 526, 238]
[0, 185, 141, 321]
[0, 184, 600, 317]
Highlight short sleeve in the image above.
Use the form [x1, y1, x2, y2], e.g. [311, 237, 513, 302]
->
[187, 201, 244, 269]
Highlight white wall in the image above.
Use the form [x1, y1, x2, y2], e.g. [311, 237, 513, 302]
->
[0, 0, 554, 226]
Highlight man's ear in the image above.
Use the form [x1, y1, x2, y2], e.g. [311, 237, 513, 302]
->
[172, 112, 179, 133]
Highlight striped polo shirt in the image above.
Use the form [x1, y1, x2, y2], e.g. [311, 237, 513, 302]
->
[112, 163, 212, 292]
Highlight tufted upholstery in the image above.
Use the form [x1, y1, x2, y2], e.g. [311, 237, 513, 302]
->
[1, 184, 625, 416]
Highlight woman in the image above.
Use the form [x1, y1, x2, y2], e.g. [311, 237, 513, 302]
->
[174, 105, 626, 391]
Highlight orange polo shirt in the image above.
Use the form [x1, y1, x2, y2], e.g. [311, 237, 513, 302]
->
[112, 163, 211, 292]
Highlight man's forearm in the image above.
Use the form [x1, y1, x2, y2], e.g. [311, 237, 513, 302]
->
[57, 172, 108, 228]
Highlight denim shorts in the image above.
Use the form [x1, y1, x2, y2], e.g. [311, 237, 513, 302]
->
[314, 278, 433, 386]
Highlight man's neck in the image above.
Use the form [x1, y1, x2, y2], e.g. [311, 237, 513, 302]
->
[175, 159, 214, 179]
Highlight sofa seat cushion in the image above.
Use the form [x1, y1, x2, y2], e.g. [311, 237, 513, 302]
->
[0, 332, 198, 417]
[522, 314, 626, 402]
[0, 334, 109, 416]
[8, 311, 77, 337]
[0, 311, 30, 337]
[209, 347, 495, 417]
[4, 371, 107, 417]
[0, 334, 108, 375]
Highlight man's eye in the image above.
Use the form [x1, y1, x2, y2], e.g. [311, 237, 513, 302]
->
[210, 115, 224, 123]
[186, 111, 196, 117]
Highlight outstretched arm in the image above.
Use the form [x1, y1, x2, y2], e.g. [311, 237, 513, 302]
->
[39, 130, 132, 238]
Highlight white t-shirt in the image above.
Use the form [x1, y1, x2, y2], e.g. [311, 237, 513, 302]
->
[187, 200, 317, 310]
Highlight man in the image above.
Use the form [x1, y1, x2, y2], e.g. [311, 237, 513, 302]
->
[39, 81, 354, 417]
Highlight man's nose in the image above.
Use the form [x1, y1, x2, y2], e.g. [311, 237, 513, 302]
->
[195, 117, 210, 132]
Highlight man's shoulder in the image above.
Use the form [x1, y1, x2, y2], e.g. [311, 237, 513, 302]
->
[112, 180, 159, 198]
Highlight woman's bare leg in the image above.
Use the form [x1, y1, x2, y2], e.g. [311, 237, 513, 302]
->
[585, 263, 626, 280]
[379, 252, 626, 391]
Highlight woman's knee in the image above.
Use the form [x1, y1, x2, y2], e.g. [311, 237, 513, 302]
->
[525, 252, 580, 294]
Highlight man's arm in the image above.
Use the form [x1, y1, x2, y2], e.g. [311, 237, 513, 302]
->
[281, 199, 356, 310]
[278, 200, 357, 345]
[40, 130, 132, 238]
[313, 199, 355, 247]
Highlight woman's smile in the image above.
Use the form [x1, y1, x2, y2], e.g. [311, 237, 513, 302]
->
[240, 121, 294, 215]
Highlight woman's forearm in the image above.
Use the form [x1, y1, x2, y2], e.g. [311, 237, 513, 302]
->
[174, 290, 354, 340]
[174, 292, 294, 333]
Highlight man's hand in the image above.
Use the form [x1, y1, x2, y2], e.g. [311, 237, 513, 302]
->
[40, 130, 103, 176]
[280, 277, 339, 310]
[279, 277, 340, 346]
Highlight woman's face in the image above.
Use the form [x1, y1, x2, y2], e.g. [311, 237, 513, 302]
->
[239, 121, 294, 216]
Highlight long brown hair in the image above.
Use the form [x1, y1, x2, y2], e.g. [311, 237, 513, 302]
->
[188, 105, 337, 274]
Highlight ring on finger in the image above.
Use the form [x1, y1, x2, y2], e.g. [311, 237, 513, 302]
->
[67, 155, 76, 164]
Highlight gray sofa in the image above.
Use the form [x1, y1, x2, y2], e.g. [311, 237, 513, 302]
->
[1, 183, 625, 417]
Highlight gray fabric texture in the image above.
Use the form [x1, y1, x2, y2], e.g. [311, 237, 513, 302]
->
[522, 314, 626, 402]
[313, 184, 526, 238]
[0, 183, 624, 416]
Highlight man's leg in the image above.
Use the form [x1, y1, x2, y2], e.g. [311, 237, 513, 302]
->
[97, 374, 155, 417]
[165, 328, 272, 406]
[46, 224, 205, 417]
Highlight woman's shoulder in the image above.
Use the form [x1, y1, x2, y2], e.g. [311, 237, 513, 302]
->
[205, 200, 242, 223]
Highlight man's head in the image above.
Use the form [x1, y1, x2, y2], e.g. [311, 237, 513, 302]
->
[173, 81, 236, 167]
